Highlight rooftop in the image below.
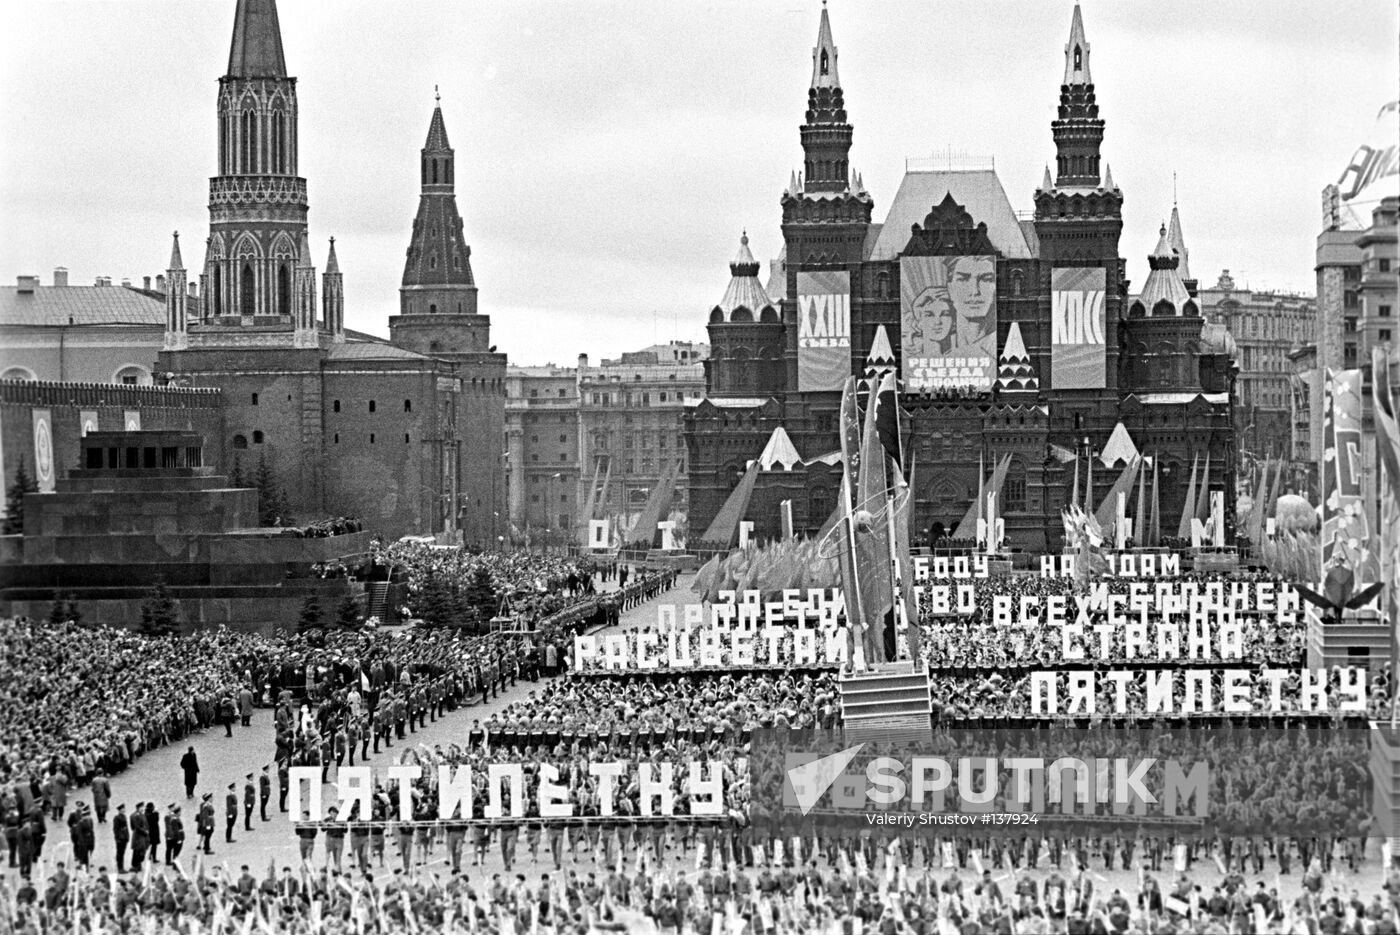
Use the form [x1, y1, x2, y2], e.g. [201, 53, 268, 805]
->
[1, 281, 166, 328]
[868, 169, 1033, 261]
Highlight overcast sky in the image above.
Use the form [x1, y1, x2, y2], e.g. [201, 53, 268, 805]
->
[1, 1, 1394, 366]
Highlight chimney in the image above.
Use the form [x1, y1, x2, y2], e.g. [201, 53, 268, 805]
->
[578, 353, 589, 369]
[121, 278, 131, 288]
[16, 275, 38, 293]
[52, 267, 68, 288]
[156, 274, 166, 293]
[143, 276, 152, 291]
[95, 276, 110, 287]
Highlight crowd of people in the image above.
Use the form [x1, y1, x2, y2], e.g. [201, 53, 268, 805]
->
[916, 614, 1308, 670]
[8, 545, 1400, 932]
[14, 840, 1400, 934]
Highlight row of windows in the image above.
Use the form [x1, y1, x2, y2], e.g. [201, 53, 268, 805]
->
[326, 399, 413, 413]
[252, 394, 417, 416]
[530, 435, 572, 444]
[330, 433, 412, 445]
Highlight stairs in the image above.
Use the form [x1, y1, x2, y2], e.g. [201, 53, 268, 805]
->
[365, 582, 390, 621]
[839, 661, 932, 744]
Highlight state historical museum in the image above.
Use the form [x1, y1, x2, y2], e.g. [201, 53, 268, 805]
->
[685, 5, 1239, 553]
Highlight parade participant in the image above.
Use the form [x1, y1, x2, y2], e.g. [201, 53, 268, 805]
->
[259, 764, 272, 822]
[223, 783, 238, 844]
[111, 803, 129, 873]
[179, 746, 200, 798]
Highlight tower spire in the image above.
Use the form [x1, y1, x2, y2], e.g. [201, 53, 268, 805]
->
[1049, 1, 1104, 187]
[226, 0, 287, 78]
[400, 103, 477, 316]
[164, 231, 189, 351]
[323, 237, 344, 342]
[1063, 2, 1091, 86]
[811, 2, 840, 89]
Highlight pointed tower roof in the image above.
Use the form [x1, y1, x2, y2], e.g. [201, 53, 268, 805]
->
[297, 231, 314, 268]
[1138, 222, 1192, 315]
[1100, 422, 1139, 468]
[168, 231, 184, 271]
[865, 324, 896, 375]
[714, 232, 775, 319]
[811, 2, 840, 89]
[1041, 165, 1053, 191]
[1103, 163, 1116, 191]
[325, 237, 340, 274]
[1167, 204, 1191, 281]
[757, 426, 803, 471]
[1063, 3, 1091, 86]
[401, 104, 475, 295]
[424, 103, 451, 152]
[996, 322, 1039, 391]
[227, 0, 288, 78]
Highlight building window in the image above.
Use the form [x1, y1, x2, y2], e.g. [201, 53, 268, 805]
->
[405, 433, 411, 444]
[370, 433, 376, 444]
[530, 390, 539, 398]
[559, 434, 567, 443]
[531, 454, 539, 462]
[531, 494, 539, 503]
[404, 399, 412, 412]
[232, 434, 248, 450]
[253, 430, 264, 444]
[1382, 259, 1393, 272]
[251, 392, 259, 405]
[333, 433, 339, 444]
[1382, 305, 1393, 318]
[369, 400, 377, 413]
[531, 435, 539, 443]
[333, 400, 341, 412]
[1382, 329, 1393, 343]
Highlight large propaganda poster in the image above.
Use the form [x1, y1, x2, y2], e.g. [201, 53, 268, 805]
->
[900, 255, 996, 391]
[1051, 267, 1107, 389]
[1321, 369, 1378, 589]
[797, 270, 851, 391]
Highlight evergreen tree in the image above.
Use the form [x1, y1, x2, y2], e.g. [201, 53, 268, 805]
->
[334, 594, 361, 630]
[3, 455, 38, 536]
[463, 566, 499, 631]
[415, 576, 453, 627]
[298, 593, 325, 635]
[138, 580, 181, 637]
[47, 592, 81, 627]
[227, 455, 246, 489]
[253, 452, 292, 527]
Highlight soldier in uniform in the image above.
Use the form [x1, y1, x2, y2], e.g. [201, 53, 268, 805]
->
[277, 759, 290, 813]
[259, 766, 272, 822]
[242, 774, 256, 832]
[164, 805, 184, 866]
[197, 794, 215, 854]
[224, 784, 238, 843]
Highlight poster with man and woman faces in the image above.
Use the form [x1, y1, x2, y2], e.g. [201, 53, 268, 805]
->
[899, 255, 997, 391]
